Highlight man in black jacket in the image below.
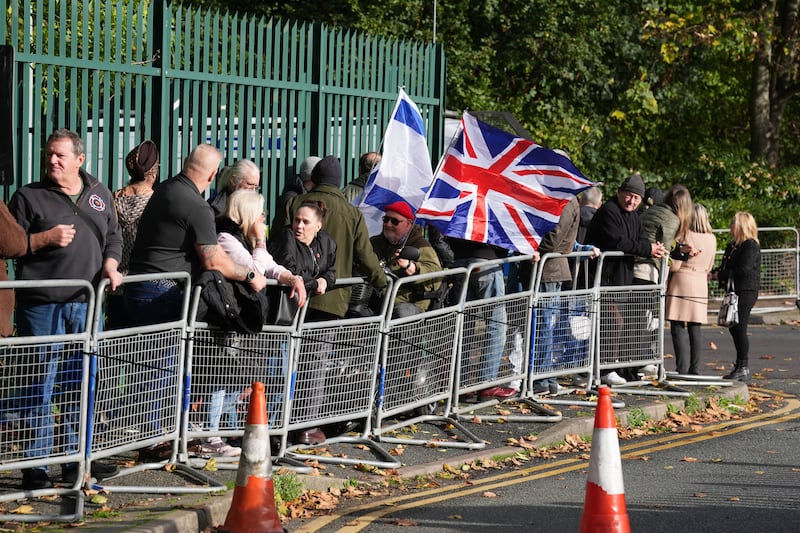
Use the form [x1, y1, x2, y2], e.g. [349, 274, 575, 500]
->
[9, 128, 123, 490]
[584, 174, 667, 385]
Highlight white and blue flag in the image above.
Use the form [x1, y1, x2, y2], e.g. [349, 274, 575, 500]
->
[357, 88, 433, 235]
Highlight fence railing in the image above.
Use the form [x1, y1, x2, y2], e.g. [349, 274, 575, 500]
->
[0, 250, 699, 521]
[1, 0, 445, 220]
[710, 227, 799, 305]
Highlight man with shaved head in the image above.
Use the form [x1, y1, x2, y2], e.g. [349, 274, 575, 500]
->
[126, 144, 267, 323]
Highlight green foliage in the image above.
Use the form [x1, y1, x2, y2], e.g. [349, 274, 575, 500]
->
[625, 408, 651, 428]
[662, 151, 800, 230]
[274, 472, 304, 503]
[684, 394, 702, 415]
[165, 0, 800, 214]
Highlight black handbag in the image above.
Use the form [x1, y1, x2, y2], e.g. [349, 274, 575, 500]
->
[268, 286, 300, 326]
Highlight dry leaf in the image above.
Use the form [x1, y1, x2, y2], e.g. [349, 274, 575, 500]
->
[390, 518, 418, 526]
[9, 504, 34, 514]
[693, 492, 707, 498]
[449, 514, 464, 520]
[681, 457, 699, 462]
[709, 341, 718, 350]
[483, 491, 498, 498]
[728, 497, 741, 501]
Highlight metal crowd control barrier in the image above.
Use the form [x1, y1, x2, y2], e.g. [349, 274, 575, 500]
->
[592, 253, 693, 398]
[449, 255, 561, 422]
[523, 252, 611, 410]
[183, 280, 310, 472]
[284, 278, 399, 468]
[89, 273, 225, 494]
[0, 279, 95, 522]
[372, 268, 485, 449]
[710, 227, 799, 306]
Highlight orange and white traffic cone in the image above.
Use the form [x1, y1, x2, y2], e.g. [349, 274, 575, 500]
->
[223, 381, 284, 533]
[579, 385, 630, 533]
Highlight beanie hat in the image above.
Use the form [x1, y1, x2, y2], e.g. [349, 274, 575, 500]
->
[310, 155, 342, 187]
[384, 200, 415, 220]
[643, 187, 664, 208]
[125, 140, 159, 182]
[619, 173, 645, 198]
[298, 156, 321, 181]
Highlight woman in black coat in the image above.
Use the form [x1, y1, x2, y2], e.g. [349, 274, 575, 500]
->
[270, 200, 337, 299]
[714, 211, 761, 382]
[269, 200, 337, 445]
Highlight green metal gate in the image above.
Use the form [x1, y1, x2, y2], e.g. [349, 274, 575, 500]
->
[1, 0, 445, 216]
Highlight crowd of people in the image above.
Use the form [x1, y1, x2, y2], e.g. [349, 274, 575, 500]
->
[0, 129, 761, 490]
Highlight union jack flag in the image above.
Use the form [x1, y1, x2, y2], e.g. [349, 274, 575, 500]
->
[416, 112, 597, 255]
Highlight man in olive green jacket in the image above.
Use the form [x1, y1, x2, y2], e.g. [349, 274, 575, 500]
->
[370, 201, 442, 318]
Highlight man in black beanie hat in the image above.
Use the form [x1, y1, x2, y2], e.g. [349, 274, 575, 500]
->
[275, 155, 387, 320]
[584, 173, 668, 386]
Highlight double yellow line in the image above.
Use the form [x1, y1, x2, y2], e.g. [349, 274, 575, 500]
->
[296, 392, 800, 533]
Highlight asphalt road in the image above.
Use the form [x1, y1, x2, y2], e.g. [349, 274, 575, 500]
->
[303, 391, 800, 533]
[289, 321, 800, 533]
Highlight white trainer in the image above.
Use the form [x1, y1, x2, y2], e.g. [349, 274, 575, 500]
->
[601, 371, 627, 386]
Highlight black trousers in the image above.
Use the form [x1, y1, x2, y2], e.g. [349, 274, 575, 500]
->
[728, 290, 758, 367]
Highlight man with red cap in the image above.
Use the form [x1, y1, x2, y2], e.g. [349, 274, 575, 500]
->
[370, 200, 441, 318]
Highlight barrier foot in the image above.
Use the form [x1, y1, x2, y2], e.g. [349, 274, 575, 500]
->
[0, 487, 84, 523]
[374, 414, 486, 450]
[454, 396, 563, 423]
[92, 461, 228, 494]
[609, 380, 694, 398]
[285, 435, 401, 469]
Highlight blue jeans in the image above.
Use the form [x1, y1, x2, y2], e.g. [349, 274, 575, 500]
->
[123, 281, 183, 435]
[533, 281, 562, 379]
[17, 301, 88, 472]
[455, 261, 507, 382]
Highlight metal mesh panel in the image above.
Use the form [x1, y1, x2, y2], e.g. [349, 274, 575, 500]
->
[1, 339, 87, 464]
[532, 291, 595, 376]
[597, 288, 661, 369]
[289, 321, 381, 427]
[381, 311, 458, 413]
[92, 330, 183, 453]
[459, 295, 528, 389]
[710, 249, 797, 300]
[188, 328, 290, 431]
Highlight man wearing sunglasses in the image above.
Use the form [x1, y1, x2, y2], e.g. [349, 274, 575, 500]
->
[370, 201, 442, 318]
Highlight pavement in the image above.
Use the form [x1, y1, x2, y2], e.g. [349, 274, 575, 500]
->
[2, 305, 797, 532]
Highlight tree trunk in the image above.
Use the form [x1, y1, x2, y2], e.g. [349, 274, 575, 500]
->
[749, 0, 799, 166]
[749, 43, 773, 162]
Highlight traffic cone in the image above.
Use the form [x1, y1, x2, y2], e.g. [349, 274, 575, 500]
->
[223, 381, 284, 533]
[578, 385, 630, 533]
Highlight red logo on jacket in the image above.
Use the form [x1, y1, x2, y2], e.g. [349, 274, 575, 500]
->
[88, 194, 106, 211]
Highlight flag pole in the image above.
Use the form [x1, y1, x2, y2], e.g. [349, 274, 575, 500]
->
[356, 86, 406, 210]
[397, 110, 466, 252]
[411, 109, 466, 226]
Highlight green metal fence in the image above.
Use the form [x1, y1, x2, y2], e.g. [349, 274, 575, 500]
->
[1, 0, 445, 216]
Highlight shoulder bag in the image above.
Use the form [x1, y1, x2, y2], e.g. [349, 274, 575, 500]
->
[717, 278, 739, 327]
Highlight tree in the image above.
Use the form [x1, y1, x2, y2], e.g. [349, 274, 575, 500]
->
[644, 0, 800, 167]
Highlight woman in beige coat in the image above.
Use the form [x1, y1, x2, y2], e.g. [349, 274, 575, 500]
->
[665, 204, 718, 374]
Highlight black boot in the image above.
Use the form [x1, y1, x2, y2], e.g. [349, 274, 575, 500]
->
[723, 366, 750, 382]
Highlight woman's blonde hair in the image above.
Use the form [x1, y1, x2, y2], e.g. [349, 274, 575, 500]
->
[731, 211, 759, 244]
[663, 184, 692, 242]
[223, 190, 265, 248]
[690, 203, 713, 234]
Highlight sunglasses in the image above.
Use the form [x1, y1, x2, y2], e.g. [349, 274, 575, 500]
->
[382, 216, 404, 226]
